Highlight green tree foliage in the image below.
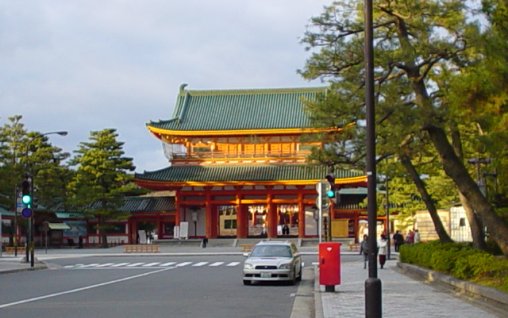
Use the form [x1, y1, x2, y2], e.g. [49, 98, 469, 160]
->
[448, 0, 508, 208]
[68, 128, 135, 247]
[0, 116, 27, 210]
[299, 0, 508, 254]
[0, 116, 70, 211]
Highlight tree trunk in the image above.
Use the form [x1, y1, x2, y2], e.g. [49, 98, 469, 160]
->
[400, 153, 453, 243]
[425, 124, 508, 255]
[458, 192, 487, 249]
[450, 125, 487, 249]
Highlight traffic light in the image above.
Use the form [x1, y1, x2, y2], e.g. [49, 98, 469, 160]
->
[21, 178, 32, 207]
[325, 173, 336, 199]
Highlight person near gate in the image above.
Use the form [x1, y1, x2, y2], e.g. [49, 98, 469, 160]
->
[282, 224, 289, 236]
[393, 230, 404, 252]
[378, 234, 388, 269]
[359, 234, 369, 269]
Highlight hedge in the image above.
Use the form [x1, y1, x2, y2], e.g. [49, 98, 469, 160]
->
[399, 241, 508, 293]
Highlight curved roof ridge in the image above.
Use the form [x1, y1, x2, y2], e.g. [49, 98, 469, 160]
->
[179, 86, 327, 97]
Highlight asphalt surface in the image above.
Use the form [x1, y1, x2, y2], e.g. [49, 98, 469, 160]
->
[1, 243, 507, 317]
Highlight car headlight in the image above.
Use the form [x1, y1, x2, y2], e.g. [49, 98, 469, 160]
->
[244, 263, 254, 270]
[279, 263, 291, 269]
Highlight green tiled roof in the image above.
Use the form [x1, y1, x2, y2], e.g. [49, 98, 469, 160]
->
[148, 85, 326, 131]
[135, 164, 364, 183]
[120, 196, 175, 213]
[89, 196, 175, 213]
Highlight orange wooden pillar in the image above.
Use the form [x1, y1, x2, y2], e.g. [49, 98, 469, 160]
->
[298, 191, 305, 237]
[237, 205, 248, 238]
[175, 189, 181, 226]
[266, 191, 276, 238]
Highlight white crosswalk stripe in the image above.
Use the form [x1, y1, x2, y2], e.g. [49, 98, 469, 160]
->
[96, 263, 115, 267]
[209, 262, 224, 267]
[142, 262, 161, 267]
[160, 262, 176, 267]
[64, 261, 241, 269]
[126, 262, 145, 267]
[111, 263, 129, 267]
[175, 262, 192, 267]
[226, 262, 240, 267]
[192, 262, 208, 267]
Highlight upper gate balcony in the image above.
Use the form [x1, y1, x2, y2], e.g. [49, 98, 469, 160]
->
[164, 140, 319, 165]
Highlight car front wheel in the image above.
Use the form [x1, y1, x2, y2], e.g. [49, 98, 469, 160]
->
[243, 280, 252, 286]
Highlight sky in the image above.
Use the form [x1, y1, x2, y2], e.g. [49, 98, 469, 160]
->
[0, 0, 330, 173]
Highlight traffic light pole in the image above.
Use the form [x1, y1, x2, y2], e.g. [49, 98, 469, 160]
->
[317, 183, 323, 243]
[30, 177, 34, 268]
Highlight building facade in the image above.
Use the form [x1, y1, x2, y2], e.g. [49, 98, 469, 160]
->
[135, 85, 368, 240]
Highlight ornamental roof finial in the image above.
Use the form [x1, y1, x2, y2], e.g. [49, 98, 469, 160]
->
[179, 83, 188, 94]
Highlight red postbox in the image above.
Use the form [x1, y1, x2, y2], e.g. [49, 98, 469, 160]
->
[319, 242, 341, 291]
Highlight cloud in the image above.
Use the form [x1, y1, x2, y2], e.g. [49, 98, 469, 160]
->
[0, 0, 330, 172]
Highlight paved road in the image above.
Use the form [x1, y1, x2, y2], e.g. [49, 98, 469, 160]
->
[0, 254, 303, 318]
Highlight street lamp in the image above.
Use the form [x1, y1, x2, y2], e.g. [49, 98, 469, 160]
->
[25, 130, 68, 267]
[364, 0, 382, 316]
[467, 157, 491, 196]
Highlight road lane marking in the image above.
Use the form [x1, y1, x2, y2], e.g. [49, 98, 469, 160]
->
[0, 267, 174, 309]
[126, 262, 145, 267]
[209, 262, 224, 267]
[192, 262, 208, 267]
[96, 263, 115, 267]
[175, 262, 192, 267]
[160, 262, 176, 267]
[226, 262, 240, 267]
[142, 262, 161, 267]
[111, 263, 129, 267]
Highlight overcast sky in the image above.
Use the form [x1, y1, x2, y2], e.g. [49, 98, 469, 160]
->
[0, 0, 330, 173]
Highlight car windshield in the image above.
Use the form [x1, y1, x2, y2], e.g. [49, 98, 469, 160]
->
[251, 245, 292, 258]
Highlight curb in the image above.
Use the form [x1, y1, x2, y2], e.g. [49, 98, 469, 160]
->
[397, 262, 508, 311]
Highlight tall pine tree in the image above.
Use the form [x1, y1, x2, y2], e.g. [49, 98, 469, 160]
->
[68, 129, 135, 247]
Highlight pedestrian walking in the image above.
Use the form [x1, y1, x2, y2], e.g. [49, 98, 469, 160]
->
[378, 234, 388, 269]
[359, 235, 369, 269]
[406, 230, 415, 244]
[414, 229, 421, 244]
[282, 224, 289, 235]
[393, 230, 404, 252]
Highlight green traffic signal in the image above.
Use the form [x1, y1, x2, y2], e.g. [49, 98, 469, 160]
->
[22, 194, 32, 205]
[21, 178, 32, 207]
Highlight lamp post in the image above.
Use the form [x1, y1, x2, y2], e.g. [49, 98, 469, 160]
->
[467, 157, 491, 196]
[25, 130, 68, 267]
[364, 0, 382, 317]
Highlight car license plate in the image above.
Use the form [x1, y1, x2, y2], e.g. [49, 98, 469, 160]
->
[261, 272, 271, 278]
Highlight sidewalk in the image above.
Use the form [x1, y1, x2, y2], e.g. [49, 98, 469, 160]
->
[315, 258, 508, 318]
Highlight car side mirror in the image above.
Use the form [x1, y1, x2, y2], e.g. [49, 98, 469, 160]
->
[243, 252, 250, 257]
